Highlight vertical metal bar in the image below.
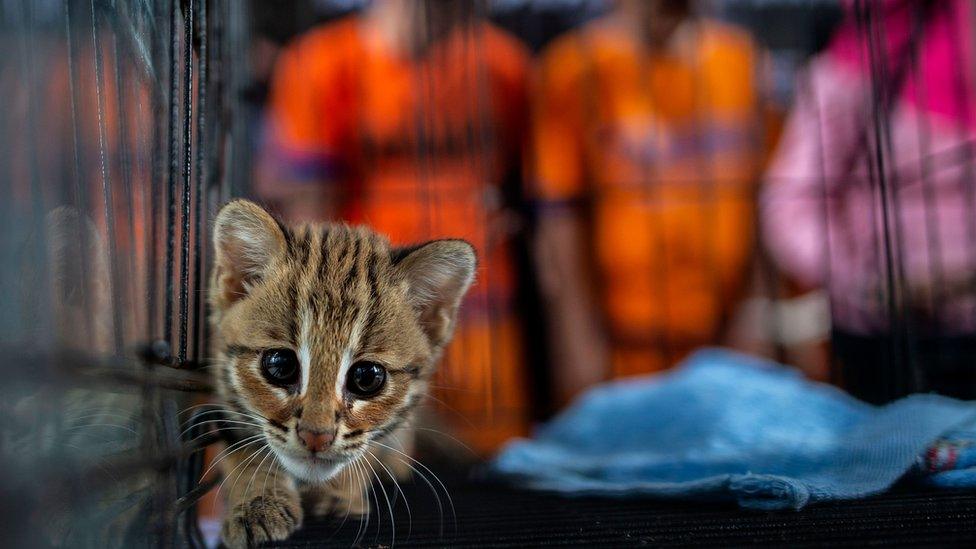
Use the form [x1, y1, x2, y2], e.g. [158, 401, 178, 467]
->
[150, 1, 177, 544]
[112, 18, 142, 348]
[178, 0, 195, 363]
[410, 2, 440, 394]
[90, 0, 126, 355]
[874, 0, 919, 394]
[146, 1, 163, 344]
[179, 3, 210, 544]
[457, 12, 477, 398]
[164, 0, 180, 348]
[753, 50, 787, 365]
[805, 69, 838, 385]
[861, 0, 909, 396]
[192, 0, 208, 365]
[202, 0, 224, 367]
[62, 0, 94, 344]
[855, 1, 892, 399]
[471, 4, 500, 418]
[18, 0, 50, 344]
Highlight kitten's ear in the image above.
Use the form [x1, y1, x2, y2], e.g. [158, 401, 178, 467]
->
[394, 240, 476, 346]
[213, 200, 287, 306]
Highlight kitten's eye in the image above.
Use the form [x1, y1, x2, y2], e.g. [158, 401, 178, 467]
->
[260, 349, 300, 386]
[346, 361, 387, 398]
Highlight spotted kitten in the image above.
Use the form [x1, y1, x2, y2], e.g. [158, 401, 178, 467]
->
[209, 200, 476, 547]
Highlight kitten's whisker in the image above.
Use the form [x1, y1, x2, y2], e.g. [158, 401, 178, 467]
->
[177, 404, 266, 424]
[244, 446, 275, 501]
[201, 441, 265, 496]
[262, 454, 280, 500]
[178, 418, 262, 437]
[185, 426, 257, 445]
[200, 434, 265, 481]
[358, 459, 374, 544]
[236, 449, 265, 505]
[387, 454, 445, 538]
[178, 408, 237, 428]
[64, 422, 139, 435]
[179, 407, 267, 427]
[271, 457, 281, 500]
[412, 426, 477, 457]
[353, 461, 371, 544]
[369, 439, 456, 532]
[425, 383, 480, 393]
[225, 408, 274, 424]
[69, 411, 139, 424]
[366, 447, 413, 540]
[360, 455, 381, 544]
[176, 403, 224, 417]
[321, 465, 355, 543]
[217, 444, 269, 501]
[221, 446, 266, 502]
[361, 448, 397, 547]
[350, 459, 368, 546]
[37, 430, 126, 448]
[60, 442, 122, 483]
[416, 395, 477, 429]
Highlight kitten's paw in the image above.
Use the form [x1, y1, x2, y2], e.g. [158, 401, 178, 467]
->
[221, 495, 302, 548]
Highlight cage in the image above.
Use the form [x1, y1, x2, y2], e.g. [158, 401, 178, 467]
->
[1, 0, 975, 547]
[0, 0, 250, 545]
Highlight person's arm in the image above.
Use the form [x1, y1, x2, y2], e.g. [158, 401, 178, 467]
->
[535, 209, 608, 406]
[531, 40, 608, 406]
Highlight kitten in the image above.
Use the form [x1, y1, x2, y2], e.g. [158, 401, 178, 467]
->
[208, 200, 476, 547]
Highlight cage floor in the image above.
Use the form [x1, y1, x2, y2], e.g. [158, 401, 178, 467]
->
[270, 467, 976, 547]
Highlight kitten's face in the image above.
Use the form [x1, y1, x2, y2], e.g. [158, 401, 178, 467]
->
[209, 200, 475, 482]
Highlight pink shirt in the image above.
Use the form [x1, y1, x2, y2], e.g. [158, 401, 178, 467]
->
[762, 0, 976, 334]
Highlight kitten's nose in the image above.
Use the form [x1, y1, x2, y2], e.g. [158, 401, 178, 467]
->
[297, 427, 334, 453]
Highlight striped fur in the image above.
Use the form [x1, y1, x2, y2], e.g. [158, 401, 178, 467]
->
[209, 200, 475, 547]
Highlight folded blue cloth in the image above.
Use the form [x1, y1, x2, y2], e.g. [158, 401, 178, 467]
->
[492, 349, 976, 510]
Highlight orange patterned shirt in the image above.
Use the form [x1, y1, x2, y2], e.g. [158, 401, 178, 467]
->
[534, 19, 763, 377]
[263, 17, 531, 452]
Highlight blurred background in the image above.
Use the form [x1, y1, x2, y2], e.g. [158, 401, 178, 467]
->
[2, 0, 975, 545]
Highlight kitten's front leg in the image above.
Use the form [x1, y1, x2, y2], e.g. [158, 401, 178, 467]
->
[301, 463, 370, 518]
[219, 446, 302, 549]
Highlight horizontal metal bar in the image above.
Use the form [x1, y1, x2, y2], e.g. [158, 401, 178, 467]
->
[0, 345, 214, 393]
[82, 366, 214, 393]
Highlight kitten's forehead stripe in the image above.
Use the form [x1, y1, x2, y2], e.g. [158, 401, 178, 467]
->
[286, 283, 299, 344]
[275, 216, 292, 254]
[342, 237, 360, 292]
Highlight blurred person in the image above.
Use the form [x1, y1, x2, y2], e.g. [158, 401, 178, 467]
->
[762, 0, 976, 402]
[258, 0, 531, 452]
[533, 0, 766, 404]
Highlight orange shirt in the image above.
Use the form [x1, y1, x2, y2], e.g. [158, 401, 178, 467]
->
[263, 17, 531, 451]
[534, 19, 762, 376]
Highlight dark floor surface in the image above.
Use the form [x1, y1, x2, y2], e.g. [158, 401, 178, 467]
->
[270, 466, 976, 547]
